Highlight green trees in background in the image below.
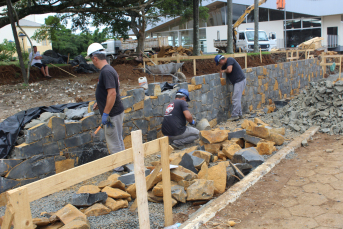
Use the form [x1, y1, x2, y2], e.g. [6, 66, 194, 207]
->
[32, 16, 111, 58]
[0, 39, 16, 61]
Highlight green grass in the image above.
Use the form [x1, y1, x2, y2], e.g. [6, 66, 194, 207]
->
[247, 51, 271, 56]
[0, 61, 69, 68]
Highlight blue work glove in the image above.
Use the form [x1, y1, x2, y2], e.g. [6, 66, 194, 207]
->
[102, 113, 109, 126]
[189, 120, 196, 125]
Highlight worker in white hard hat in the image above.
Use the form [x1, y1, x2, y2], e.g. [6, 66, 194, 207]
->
[87, 43, 125, 172]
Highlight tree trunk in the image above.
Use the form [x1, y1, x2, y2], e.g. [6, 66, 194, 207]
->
[6, 0, 27, 84]
[253, 0, 259, 53]
[226, 0, 233, 54]
[193, 0, 200, 56]
[136, 16, 146, 54]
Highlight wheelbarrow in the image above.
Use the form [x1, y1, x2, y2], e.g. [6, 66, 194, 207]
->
[145, 62, 186, 83]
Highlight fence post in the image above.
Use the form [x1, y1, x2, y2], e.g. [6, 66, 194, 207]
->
[193, 59, 196, 76]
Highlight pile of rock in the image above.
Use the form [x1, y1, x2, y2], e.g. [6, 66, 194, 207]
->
[267, 80, 343, 135]
[68, 55, 99, 74]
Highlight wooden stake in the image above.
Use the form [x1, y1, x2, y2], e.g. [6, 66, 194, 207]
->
[260, 48, 262, 63]
[2, 204, 14, 229]
[7, 187, 34, 229]
[245, 54, 247, 69]
[49, 63, 78, 78]
[322, 54, 326, 77]
[129, 162, 162, 212]
[193, 59, 196, 76]
[154, 54, 158, 65]
[131, 130, 150, 229]
[177, 54, 180, 72]
[143, 61, 146, 73]
[67, 53, 70, 64]
[160, 137, 173, 227]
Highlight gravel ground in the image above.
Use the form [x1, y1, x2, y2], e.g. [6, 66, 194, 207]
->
[0, 103, 307, 228]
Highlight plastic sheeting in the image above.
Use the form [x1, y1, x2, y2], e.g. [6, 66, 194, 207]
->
[0, 102, 89, 159]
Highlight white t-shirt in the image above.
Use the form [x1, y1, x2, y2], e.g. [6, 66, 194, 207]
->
[29, 51, 42, 66]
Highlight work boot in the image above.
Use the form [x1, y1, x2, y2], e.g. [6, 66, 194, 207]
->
[228, 116, 240, 121]
[170, 143, 183, 150]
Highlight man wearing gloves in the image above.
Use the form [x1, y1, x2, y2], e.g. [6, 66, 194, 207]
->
[87, 43, 125, 171]
[162, 89, 199, 149]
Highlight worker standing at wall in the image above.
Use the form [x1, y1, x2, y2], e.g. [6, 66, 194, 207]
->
[162, 89, 199, 149]
[215, 55, 246, 121]
[87, 43, 125, 171]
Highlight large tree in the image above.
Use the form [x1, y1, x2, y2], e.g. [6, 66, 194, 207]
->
[253, 0, 259, 53]
[226, 0, 233, 54]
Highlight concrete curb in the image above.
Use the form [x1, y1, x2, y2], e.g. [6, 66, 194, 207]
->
[179, 126, 320, 229]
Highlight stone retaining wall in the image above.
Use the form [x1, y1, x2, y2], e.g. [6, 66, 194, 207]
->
[0, 58, 322, 193]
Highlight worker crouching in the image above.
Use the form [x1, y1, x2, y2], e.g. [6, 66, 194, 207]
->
[162, 89, 199, 149]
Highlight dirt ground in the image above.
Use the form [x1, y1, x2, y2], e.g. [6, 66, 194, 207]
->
[198, 133, 343, 229]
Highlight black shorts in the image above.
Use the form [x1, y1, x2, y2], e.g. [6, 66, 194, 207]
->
[33, 63, 47, 69]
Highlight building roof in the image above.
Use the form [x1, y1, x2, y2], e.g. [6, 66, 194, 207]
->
[17, 19, 43, 27]
[134, 0, 343, 35]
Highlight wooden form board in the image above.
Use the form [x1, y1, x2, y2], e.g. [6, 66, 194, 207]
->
[144, 53, 248, 76]
[320, 54, 343, 79]
[3, 133, 174, 229]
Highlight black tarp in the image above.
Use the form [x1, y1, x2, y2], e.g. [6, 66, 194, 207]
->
[0, 102, 89, 159]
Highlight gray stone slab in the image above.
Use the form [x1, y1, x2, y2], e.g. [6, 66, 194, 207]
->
[118, 169, 150, 186]
[65, 107, 88, 120]
[25, 124, 52, 144]
[179, 153, 197, 174]
[6, 155, 55, 179]
[13, 140, 44, 159]
[127, 88, 145, 103]
[228, 129, 246, 140]
[0, 177, 19, 193]
[65, 122, 82, 137]
[243, 134, 262, 145]
[49, 117, 66, 141]
[81, 115, 97, 131]
[42, 142, 60, 156]
[232, 148, 265, 168]
[24, 119, 44, 130]
[64, 132, 92, 148]
[0, 159, 23, 176]
[71, 192, 108, 207]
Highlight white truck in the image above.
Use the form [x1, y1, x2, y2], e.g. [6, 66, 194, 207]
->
[214, 29, 277, 53]
[101, 37, 169, 63]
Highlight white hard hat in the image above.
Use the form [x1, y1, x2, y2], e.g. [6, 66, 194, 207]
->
[87, 43, 105, 58]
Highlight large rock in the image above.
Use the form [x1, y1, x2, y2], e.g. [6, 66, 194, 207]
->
[191, 150, 212, 164]
[177, 180, 196, 190]
[60, 217, 90, 229]
[266, 133, 285, 146]
[256, 140, 276, 155]
[241, 119, 257, 129]
[246, 126, 270, 139]
[197, 163, 208, 180]
[152, 181, 178, 197]
[170, 166, 197, 182]
[104, 198, 128, 211]
[98, 180, 126, 191]
[71, 192, 108, 207]
[32, 218, 50, 227]
[25, 123, 52, 143]
[77, 185, 100, 194]
[243, 134, 262, 145]
[179, 153, 197, 174]
[228, 129, 246, 140]
[55, 204, 87, 225]
[107, 174, 120, 181]
[118, 169, 150, 186]
[200, 130, 229, 144]
[0, 159, 22, 176]
[171, 185, 187, 203]
[222, 143, 242, 160]
[207, 162, 226, 194]
[101, 187, 131, 199]
[232, 148, 265, 168]
[226, 166, 236, 188]
[204, 143, 221, 154]
[186, 179, 214, 201]
[84, 203, 111, 217]
[65, 107, 88, 120]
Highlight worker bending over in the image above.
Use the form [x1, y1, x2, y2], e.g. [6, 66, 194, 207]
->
[29, 46, 52, 78]
[87, 43, 125, 171]
[215, 55, 246, 121]
[162, 89, 199, 149]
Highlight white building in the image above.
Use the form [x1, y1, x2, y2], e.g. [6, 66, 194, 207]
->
[0, 14, 52, 55]
[141, 0, 343, 53]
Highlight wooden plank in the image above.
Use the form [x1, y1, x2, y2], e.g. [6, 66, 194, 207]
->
[260, 48, 262, 63]
[143, 61, 146, 73]
[0, 139, 162, 207]
[193, 59, 196, 76]
[131, 130, 150, 229]
[160, 137, 173, 227]
[129, 162, 163, 212]
[322, 54, 326, 76]
[229, 161, 245, 178]
[2, 204, 14, 229]
[7, 187, 34, 229]
[245, 54, 247, 69]
[340, 56, 342, 79]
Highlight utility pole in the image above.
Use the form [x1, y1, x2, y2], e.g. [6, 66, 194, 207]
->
[226, 0, 233, 54]
[193, 0, 200, 56]
[6, 0, 27, 84]
[253, 0, 259, 53]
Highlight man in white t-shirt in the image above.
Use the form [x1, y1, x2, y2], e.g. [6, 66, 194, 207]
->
[29, 46, 52, 78]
